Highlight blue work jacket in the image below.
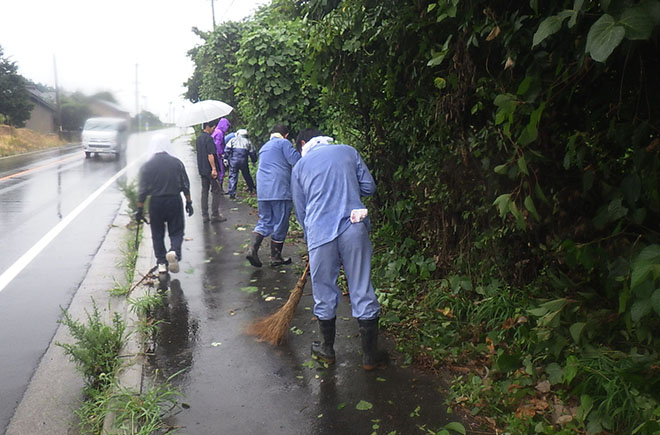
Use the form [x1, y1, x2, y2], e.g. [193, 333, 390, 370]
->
[256, 138, 301, 201]
[291, 143, 376, 251]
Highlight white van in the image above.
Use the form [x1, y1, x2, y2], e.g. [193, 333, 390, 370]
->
[82, 117, 129, 159]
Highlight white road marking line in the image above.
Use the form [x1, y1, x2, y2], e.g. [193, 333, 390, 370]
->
[0, 158, 142, 294]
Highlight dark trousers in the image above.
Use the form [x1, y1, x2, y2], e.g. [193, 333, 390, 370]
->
[228, 158, 255, 196]
[149, 195, 184, 264]
[200, 175, 221, 217]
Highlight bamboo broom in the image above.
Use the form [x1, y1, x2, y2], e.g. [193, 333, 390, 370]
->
[246, 262, 310, 345]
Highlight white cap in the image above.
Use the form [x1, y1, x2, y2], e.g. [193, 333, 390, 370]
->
[237, 129, 248, 136]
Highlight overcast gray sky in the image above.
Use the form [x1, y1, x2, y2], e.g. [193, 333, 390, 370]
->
[1, 0, 270, 122]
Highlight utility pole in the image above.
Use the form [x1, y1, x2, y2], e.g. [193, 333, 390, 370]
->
[211, 0, 216, 29]
[135, 64, 140, 132]
[53, 55, 62, 140]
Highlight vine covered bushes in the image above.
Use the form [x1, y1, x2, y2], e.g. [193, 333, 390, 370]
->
[186, 0, 660, 432]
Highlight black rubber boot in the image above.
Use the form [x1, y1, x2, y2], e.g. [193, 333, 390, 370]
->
[311, 318, 336, 364]
[246, 233, 264, 267]
[358, 318, 389, 371]
[270, 240, 292, 266]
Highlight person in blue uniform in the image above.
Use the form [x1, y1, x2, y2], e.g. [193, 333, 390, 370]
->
[137, 134, 194, 274]
[291, 128, 387, 370]
[246, 124, 301, 267]
[225, 129, 257, 199]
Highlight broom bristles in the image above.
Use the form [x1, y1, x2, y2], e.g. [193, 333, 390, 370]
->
[246, 262, 310, 345]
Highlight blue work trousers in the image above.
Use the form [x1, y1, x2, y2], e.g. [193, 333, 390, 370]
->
[149, 195, 184, 265]
[308, 222, 380, 321]
[254, 200, 292, 242]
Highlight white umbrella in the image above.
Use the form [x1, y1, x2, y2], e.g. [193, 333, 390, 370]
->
[176, 100, 233, 127]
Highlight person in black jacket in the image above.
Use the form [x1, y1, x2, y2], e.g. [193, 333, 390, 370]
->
[137, 134, 193, 274]
[196, 119, 227, 222]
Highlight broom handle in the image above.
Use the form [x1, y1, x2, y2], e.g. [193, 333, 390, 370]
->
[301, 262, 310, 281]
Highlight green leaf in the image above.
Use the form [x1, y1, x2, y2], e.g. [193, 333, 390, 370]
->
[619, 6, 654, 40]
[569, 0, 585, 27]
[494, 164, 508, 174]
[493, 194, 512, 217]
[607, 197, 628, 221]
[444, 421, 467, 435]
[517, 155, 529, 175]
[532, 15, 566, 47]
[546, 362, 564, 384]
[524, 195, 541, 221]
[631, 299, 652, 322]
[240, 286, 258, 293]
[634, 244, 660, 265]
[577, 394, 594, 423]
[631, 264, 653, 291]
[564, 355, 579, 383]
[585, 14, 625, 62]
[652, 289, 660, 316]
[528, 307, 547, 317]
[356, 400, 373, 410]
[496, 353, 521, 373]
[569, 322, 585, 343]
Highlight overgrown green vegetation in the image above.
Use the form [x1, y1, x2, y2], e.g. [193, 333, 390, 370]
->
[57, 190, 177, 434]
[57, 301, 126, 391]
[187, 0, 660, 433]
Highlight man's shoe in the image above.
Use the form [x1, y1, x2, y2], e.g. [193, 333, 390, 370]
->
[229, 194, 236, 199]
[202, 215, 210, 223]
[166, 251, 179, 273]
[211, 215, 227, 223]
[157, 263, 168, 274]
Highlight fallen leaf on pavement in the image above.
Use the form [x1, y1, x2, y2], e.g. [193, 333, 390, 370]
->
[356, 400, 373, 411]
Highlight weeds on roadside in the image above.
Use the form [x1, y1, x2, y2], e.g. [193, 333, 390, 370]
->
[129, 291, 166, 347]
[110, 371, 182, 434]
[75, 372, 181, 435]
[56, 300, 126, 391]
[117, 179, 141, 223]
[109, 227, 141, 296]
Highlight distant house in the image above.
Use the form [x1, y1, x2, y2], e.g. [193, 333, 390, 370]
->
[88, 99, 130, 120]
[24, 87, 57, 134]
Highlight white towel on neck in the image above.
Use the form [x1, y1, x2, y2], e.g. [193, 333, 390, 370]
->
[301, 136, 333, 157]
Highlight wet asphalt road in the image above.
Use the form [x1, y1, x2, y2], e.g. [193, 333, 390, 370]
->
[146, 136, 454, 434]
[0, 130, 164, 433]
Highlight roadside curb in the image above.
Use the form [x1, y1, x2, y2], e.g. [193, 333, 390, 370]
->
[101, 216, 155, 433]
[5, 198, 136, 434]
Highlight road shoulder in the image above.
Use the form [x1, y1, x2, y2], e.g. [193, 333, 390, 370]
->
[5, 201, 133, 435]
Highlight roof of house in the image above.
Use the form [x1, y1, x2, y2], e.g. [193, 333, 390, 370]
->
[91, 98, 130, 116]
[25, 87, 57, 112]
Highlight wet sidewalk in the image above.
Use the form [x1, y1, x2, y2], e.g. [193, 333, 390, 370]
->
[139, 135, 457, 434]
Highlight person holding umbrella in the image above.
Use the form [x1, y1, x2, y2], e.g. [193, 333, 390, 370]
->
[136, 134, 193, 274]
[246, 124, 300, 268]
[196, 119, 227, 223]
[291, 128, 387, 370]
[176, 99, 234, 222]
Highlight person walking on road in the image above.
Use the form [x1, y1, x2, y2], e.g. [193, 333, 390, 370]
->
[291, 128, 387, 371]
[225, 128, 257, 199]
[247, 124, 300, 268]
[136, 134, 194, 274]
[211, 118, 231, 192]
[196, 119, 227, 223]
